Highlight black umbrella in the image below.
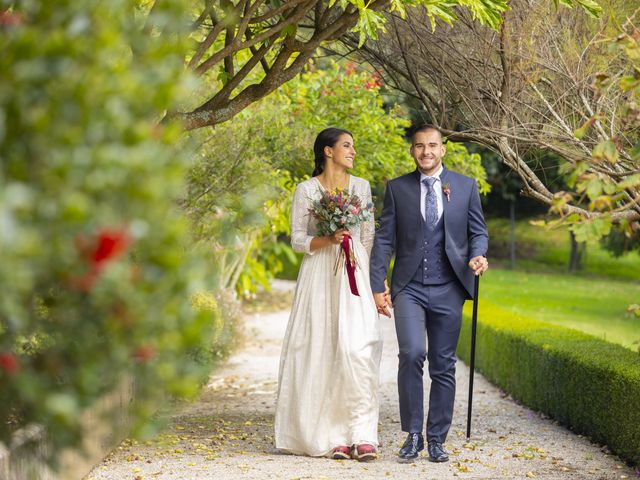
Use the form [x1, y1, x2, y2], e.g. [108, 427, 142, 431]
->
[466, 274, 480, 441]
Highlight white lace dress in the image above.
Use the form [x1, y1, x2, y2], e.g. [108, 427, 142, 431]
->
[274, 175, 383, 457]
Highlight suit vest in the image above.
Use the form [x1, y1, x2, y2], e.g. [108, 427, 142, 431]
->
[411, 214, 456, 285]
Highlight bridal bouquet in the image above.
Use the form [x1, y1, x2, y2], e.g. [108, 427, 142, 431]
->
[308, 188, 375, 296]
[308, 188, 375, 236]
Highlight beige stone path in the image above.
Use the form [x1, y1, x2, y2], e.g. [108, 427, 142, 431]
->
[87, 281, 636, 480]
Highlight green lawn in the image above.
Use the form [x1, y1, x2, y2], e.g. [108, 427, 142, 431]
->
[473, 268, 640, 350]
[486, 218, 640, 281]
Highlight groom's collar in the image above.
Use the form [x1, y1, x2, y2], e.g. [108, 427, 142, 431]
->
[413, 165, 448, 182]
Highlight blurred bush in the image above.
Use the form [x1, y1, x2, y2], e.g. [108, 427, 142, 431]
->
[0, 0, 221, 463]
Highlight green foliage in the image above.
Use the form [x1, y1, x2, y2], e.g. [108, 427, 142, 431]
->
[268, 62, 415, 187]
[191, 290, 243, 363]
[185, 62, 488, 295]
[552, 0, 602, 17]
[600, 227, 640, 258]
[183, 128, 287, 296]
[0, 0, 219, 461]
[185, 63, 412, 296]
[457, 300, 640, 464]
[183, 0, 601, 131]
[486, 218, 640, 281]
[443, 142, 491, 194]
[270, 62, 487, 190]
[561, 22, 640, 244]
[342, 0, 595, 45]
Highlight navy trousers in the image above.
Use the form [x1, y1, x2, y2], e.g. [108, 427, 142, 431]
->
[393, 279, 466, 443]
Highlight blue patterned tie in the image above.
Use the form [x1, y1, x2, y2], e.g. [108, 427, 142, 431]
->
[423, 177, 438, 228]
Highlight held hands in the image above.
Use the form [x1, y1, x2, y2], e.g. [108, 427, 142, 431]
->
[468, 256, 489, 276]
[374, 279, 393, 317]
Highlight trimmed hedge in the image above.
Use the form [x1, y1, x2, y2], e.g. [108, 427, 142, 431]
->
[457, 301, 640, 465]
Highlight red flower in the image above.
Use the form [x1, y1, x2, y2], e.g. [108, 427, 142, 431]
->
[133, 345, 156, 363]
[71, 227, 132, 292]
[92, 228, 131, 265]
[364, 73, 383, 90]
[345, 62, 357, 76]
[0, 352, 19, 375]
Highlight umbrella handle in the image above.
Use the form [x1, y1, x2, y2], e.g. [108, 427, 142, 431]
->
[466, 274, 480, 441]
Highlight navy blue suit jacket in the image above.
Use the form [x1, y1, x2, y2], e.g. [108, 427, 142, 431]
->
[370, 167, 488, 300]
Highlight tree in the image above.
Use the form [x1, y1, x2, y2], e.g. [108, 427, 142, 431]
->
[349, 0, 638, 240]
[0, 0, 221, 462]
[183, 62, 490, 294]
[173, 0, 513, 129]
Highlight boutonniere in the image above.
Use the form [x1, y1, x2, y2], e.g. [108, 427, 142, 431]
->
[443, 183, 451, 202]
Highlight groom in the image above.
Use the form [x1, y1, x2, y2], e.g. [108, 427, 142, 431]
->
[370, 124, 489, 462]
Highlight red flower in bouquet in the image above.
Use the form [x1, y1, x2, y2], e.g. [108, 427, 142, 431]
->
[308, 188, 375, 236]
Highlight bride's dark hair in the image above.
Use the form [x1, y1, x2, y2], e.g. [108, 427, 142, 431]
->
[312, 127, 352, 177]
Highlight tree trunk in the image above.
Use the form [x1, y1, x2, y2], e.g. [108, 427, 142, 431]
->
[509, 198, 517, 270]
[568, 231, 586, 273]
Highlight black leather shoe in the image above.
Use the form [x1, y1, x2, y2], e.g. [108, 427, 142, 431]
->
[427, 440, 449, 462]
[398, 433, 424, 462]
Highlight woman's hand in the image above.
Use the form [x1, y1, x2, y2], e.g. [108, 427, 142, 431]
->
[330, 229, 350, 245]
[309, 229, 350, 252]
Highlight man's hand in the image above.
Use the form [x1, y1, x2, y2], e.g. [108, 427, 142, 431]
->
[468, 256, 489, 275]
[374, 279, 393, 317]
[383, 278, 392, 306]
[374, 292, 391, 317]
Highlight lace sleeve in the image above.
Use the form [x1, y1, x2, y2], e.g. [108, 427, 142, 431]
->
[290, 183, 315, 255]
[360, 180, 375, 258]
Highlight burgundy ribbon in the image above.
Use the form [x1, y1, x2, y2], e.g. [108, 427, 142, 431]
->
[341, 235, 359, 296]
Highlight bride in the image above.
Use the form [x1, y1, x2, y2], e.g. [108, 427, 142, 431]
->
[274, 127, 383, 461]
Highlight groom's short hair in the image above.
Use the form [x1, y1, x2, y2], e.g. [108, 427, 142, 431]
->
[411, 124, 446, 144]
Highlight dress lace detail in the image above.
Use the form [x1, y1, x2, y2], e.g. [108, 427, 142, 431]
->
[275, 175, 382, 457]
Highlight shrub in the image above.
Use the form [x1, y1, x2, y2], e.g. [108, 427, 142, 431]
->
[457, 300, 640, 464]
[0, 0, 218, 462]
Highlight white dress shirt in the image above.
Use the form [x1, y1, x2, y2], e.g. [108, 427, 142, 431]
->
[420, 165, 444, 222]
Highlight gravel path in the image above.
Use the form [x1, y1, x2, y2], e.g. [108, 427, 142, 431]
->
[87, 281, 636, 480]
